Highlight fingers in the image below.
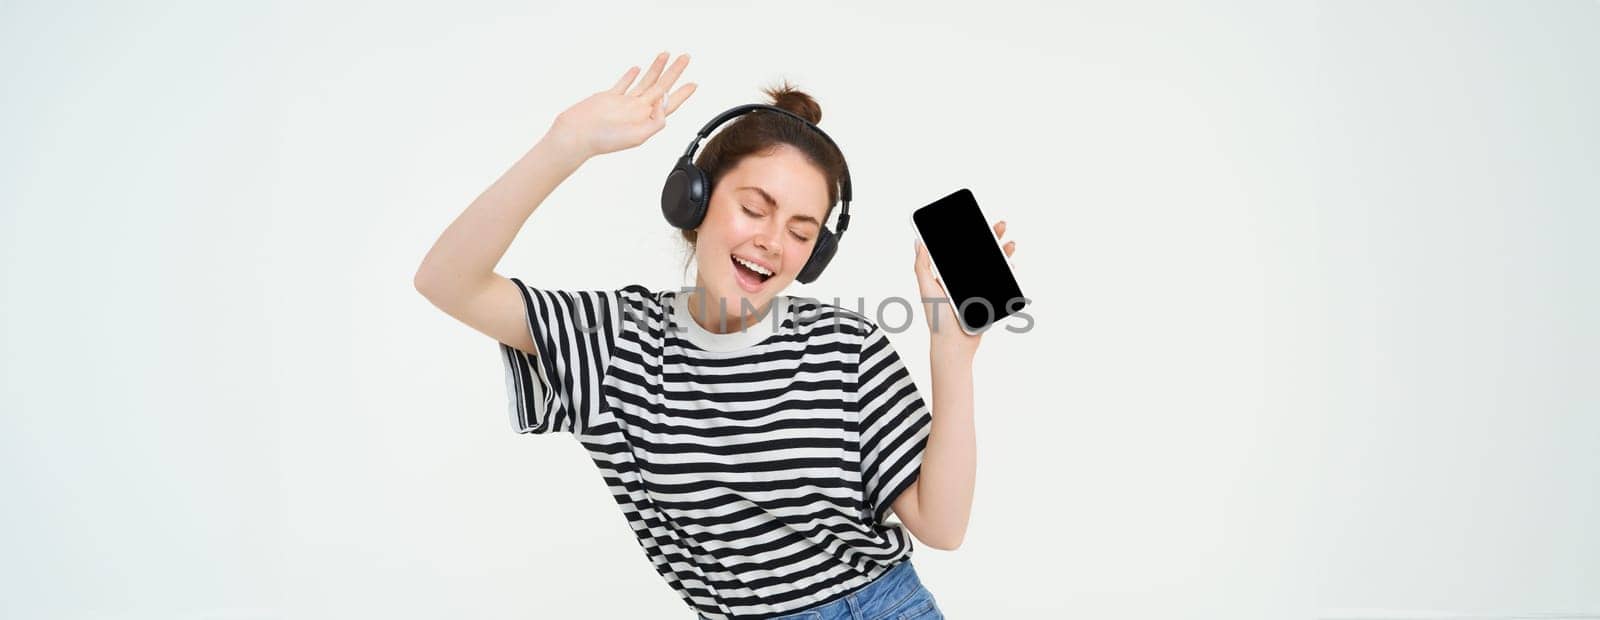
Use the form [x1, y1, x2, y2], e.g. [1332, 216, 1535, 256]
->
[992, 220, 1017, 257]
[644, 53, 691, 103]
[629, 52, 670, 98]
[609, 66, 640, 95]
[661, 82, 697, 118]
[628, 52, 668, 97]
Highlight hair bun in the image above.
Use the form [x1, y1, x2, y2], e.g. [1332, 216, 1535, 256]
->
[763, 79, 822, 125]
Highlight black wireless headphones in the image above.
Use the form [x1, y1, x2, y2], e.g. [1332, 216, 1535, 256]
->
[660, 103, 852, 284]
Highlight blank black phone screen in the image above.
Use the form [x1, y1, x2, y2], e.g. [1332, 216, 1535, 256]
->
[911, 188, 1028, 333]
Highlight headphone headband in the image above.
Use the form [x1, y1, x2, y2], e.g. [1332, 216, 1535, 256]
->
[678, 103, 851, 233]
[661, 102, 853, 284]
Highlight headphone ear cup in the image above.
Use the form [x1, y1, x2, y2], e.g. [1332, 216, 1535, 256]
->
[795, 227, 838, 284]
[661, 161, 711, 230]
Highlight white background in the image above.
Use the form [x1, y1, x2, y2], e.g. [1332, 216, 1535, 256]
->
[3, 1, 1596, 618]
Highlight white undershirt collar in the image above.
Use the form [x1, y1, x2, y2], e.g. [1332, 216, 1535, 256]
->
[667, 291, 788, 352]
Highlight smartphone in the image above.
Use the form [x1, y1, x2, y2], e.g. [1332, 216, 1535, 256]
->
[910, 188, 1030, 336]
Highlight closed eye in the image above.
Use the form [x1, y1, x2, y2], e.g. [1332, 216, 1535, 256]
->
[743, 204, 812, 242]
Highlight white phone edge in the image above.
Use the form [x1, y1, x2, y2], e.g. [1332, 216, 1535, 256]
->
[909, 194, 1026, 337]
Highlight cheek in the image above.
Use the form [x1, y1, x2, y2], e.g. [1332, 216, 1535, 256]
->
[698, 209, 738, 249]
[782, 237, 814, 273]
[710, 206, 745, 239]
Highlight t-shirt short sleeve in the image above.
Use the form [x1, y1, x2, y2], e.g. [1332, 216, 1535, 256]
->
[498, 277, 622, 436]
[855, 322, 934, 525]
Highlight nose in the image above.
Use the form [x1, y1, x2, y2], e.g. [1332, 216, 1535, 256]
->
[753, 222, 781, 256]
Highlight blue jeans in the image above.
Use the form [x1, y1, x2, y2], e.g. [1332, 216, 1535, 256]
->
[703, 558, 944, 620]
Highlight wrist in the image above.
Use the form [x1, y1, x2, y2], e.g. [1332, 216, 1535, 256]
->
[537, 123, 593, 165]
[930, 337, 976, 363]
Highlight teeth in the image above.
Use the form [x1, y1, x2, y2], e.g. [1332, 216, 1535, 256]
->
[734, 256, 773, 277]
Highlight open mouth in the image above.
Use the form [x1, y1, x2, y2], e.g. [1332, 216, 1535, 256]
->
[731, 254, 773, 290]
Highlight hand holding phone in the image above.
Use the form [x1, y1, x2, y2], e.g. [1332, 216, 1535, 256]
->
[911, 188, 1029, 337]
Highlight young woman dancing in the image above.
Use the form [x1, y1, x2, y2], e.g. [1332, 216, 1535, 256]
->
[415, 51, 1017, 619]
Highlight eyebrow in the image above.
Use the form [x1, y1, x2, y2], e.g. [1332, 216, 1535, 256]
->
[739, 186, 822, 227]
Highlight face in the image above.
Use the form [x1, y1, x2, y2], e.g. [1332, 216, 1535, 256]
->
[690, 144, 831, 333]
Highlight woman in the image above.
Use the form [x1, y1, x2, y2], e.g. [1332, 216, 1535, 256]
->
[415, 51, 1017, 619]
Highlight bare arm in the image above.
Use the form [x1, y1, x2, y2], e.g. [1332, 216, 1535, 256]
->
[891, 346, 976, 551]
[893, 221, 1019, 550]
[412, 131, 590, 354]
[413, 52, 697, 353]
[412, 131, 589, 300]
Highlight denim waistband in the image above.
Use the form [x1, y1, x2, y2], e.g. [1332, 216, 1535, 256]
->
[760, 558, 925, 620]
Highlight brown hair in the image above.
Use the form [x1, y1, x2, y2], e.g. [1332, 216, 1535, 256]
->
[679, 79, 847, 277]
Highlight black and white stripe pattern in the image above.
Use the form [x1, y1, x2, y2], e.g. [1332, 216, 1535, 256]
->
[499, 282, 619, 434]
[497, 278, 933, 619]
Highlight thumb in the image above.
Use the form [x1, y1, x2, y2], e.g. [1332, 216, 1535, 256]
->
[913, 240, 932, 274]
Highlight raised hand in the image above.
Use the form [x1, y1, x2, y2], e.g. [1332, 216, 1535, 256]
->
[914, 219, 1018, 358]
[549, 51, 698, 159]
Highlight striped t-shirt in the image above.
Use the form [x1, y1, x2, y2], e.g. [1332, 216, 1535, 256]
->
[496, 277, 934, 619]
